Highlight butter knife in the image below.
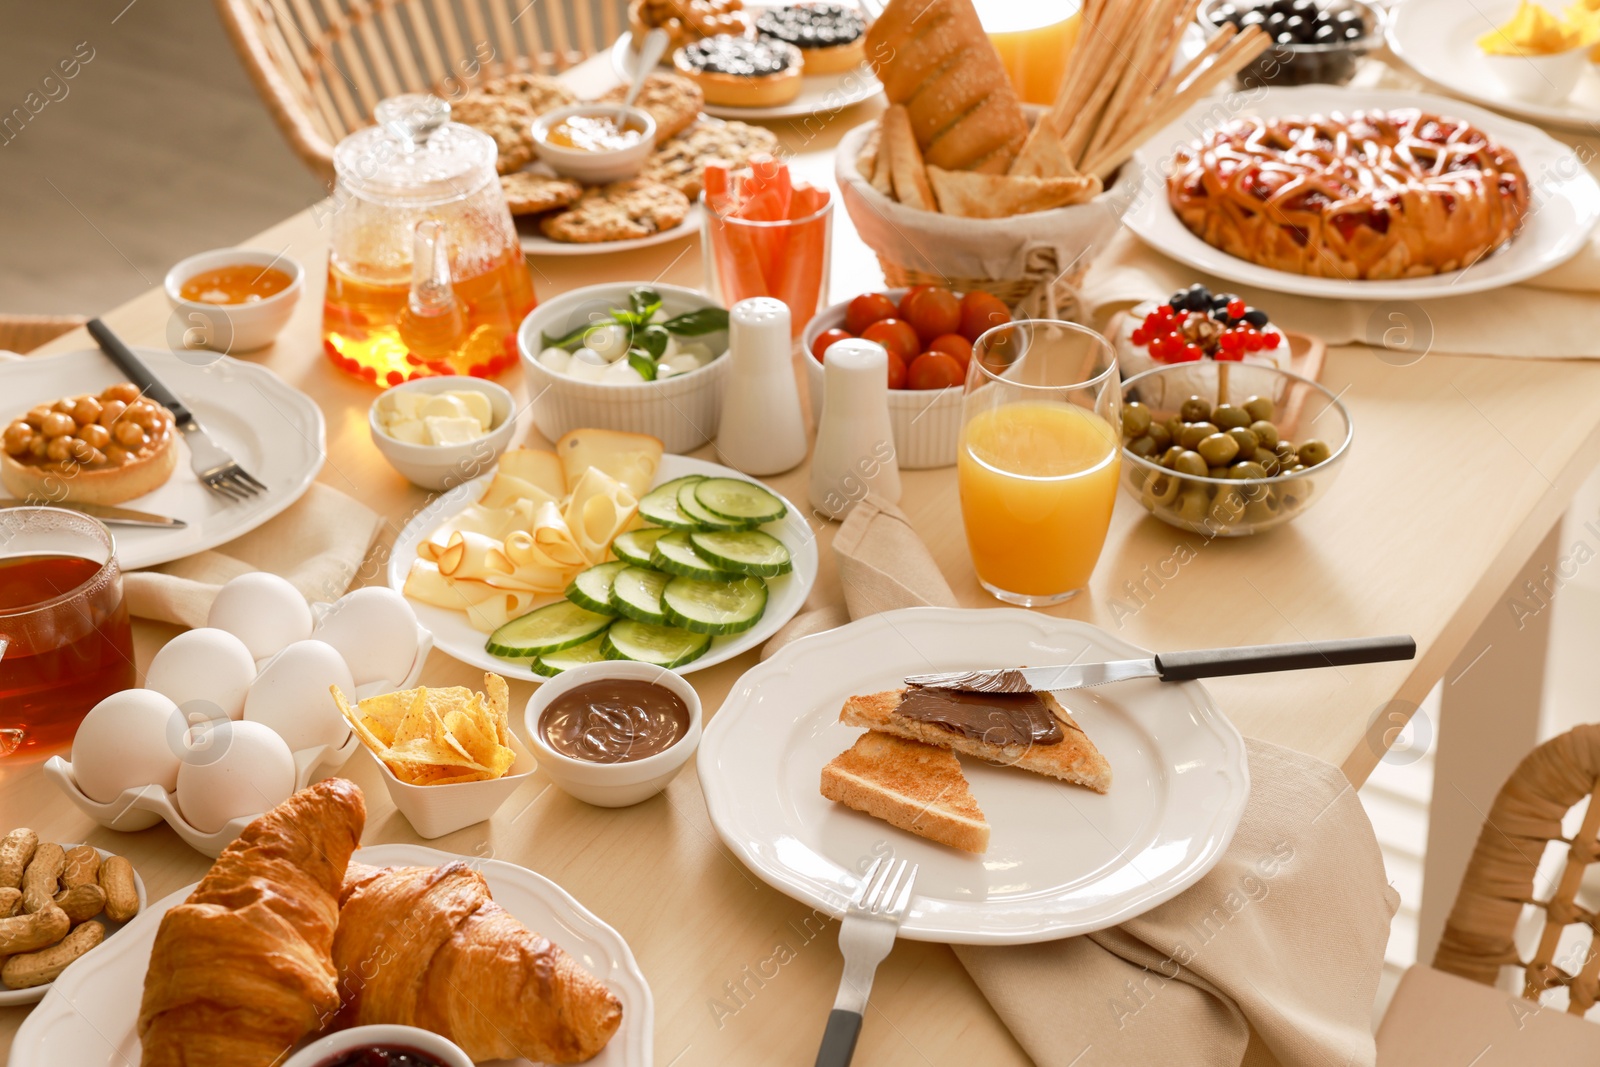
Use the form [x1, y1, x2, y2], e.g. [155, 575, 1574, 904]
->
[904, 635, 1416, 693]
[0, 498, 187, 528]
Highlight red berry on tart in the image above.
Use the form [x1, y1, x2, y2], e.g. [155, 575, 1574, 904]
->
[1115, 284, 1288, 381]
[2, 383, 179, 505]
[673, 35, 803, 108]
[755, 3, 865, 75]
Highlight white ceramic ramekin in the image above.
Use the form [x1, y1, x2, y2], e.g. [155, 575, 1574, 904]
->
[282, 1024, 473, 1067]
[522, 661, 702, 807]
[532, 103, 657, 183]
[368, 376, 518, 491]
[163, 247, 302, 354]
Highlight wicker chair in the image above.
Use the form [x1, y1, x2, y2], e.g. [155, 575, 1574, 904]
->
[0, 314, 87, 355]
[1376, 724, 1600, 1063]
[213, 0, 630, 182]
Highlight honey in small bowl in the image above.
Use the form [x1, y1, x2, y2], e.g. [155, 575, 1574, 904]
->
[179, 264, 295, 305]
[544, 113, 646, 153]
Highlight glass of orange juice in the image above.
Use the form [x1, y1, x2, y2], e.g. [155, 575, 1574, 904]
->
[958, 320, 1121, 606]
[975, 1, 1080, 105]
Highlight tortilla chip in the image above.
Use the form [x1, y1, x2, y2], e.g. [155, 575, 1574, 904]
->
[484, 673, 511, 747]
[927, 166, 1101, 218]
[353, 688, 423, 747]
[345, 675, 519, 787]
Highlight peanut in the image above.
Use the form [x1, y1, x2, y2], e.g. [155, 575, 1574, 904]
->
[0, 829, 37, 890]
[19, 842, 64, 913]
[1, 920, 103, 989]
[53, 884, 105, 924]
[99, 856, 139, 922]
[0, 904, 68, 955]
[60, 845, 100, 890]
[0, 888, 20, 917]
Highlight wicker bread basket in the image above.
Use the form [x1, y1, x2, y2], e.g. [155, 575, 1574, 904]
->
[835, 117, 1141, 321]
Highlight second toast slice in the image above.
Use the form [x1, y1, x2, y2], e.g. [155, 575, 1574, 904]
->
[821, 731, 990, 853]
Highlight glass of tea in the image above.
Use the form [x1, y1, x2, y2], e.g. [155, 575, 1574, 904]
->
[0, 507, 136, 756]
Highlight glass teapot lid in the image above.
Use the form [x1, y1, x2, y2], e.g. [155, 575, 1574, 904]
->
[333, 94, 498, 203]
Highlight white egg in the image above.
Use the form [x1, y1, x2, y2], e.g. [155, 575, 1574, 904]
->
[208, 573, 313, 660]
[313, 587, 420, 687]
[144, 628, 257, 721]
[175, 719, 296, 834]
[70, 689, 182, 804]
[243, 639, 354, 752]
[538, 347, 571, 373]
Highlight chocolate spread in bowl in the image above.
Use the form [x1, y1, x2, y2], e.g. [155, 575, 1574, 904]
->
[539, 678, 691, 763]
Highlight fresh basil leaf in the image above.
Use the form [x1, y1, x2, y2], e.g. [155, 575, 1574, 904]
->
[626, 348, 658, 381]
[661, 308, 730, 336]
[629, 286, 663, 319]
[638, 324, 671, 359]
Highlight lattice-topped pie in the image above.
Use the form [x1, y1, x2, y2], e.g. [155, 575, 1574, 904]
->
[1167, 109, 1530, 280]
[629, 0, 750, 54]
[2, 383, 178, 505]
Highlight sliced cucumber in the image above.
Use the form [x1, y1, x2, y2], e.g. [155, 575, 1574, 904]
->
[694, 477, 787, 524]
[689, 529, 793, 578]
[602, 619, 712, 668]
[637, 475, 706, 530]
[677, 480, 754, 531]
[566, 560, 629, 614]
[611, 565, 671, 625]
[651, 530, 736, 580]
[662, 574, 768, 635]
[612, 527, 669, 568]
[487, 600, 614, 659]
[531, 634, 609, 676]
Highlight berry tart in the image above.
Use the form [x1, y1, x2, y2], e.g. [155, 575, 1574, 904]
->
[1116, 284, 1290, 387]
[2, 383, 179, 506]
[673, 35, 803, 107]
[756, 3, 865, 75]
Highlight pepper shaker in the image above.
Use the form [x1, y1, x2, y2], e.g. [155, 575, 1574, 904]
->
[716, 297, 807, 475]
[810, 338, 900, 520]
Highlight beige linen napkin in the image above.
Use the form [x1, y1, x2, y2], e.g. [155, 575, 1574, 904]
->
[124, 482, 381, 627]
[771, 493, 1398, 1067]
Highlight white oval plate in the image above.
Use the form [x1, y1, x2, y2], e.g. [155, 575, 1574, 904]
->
[0, 348, 324, 570]
[699, 607, 1250, 945]
[0, 845, 148, 1007]
[610, 30, 882, 121]
[10, 843, 653, 1065]
[388, 454, 818, 683]
[518, 202, 703, 257]
[1389, 0, 1600, 132]
[1123, 85, 1600, 300]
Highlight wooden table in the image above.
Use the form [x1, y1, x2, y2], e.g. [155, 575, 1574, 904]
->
[7, 65, 1600, 1067]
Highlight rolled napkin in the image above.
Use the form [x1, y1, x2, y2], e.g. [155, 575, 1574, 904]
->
[775, 490, 1397, 1066]
[762, 493, 956, 658]
[124, 483, 381, 627]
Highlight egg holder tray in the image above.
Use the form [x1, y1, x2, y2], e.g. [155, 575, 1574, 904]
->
[42, 622, 433, 859]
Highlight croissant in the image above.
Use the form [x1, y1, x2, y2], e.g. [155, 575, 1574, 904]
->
[138, 778, 367, 1067]
[334, 863, 623, 1063]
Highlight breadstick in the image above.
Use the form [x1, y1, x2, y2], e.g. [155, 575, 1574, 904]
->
[1083, 0, 1191, 163]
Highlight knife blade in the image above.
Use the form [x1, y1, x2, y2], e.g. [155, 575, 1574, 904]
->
[904, 635, 1416, 693]
[0, 499, 187, 529]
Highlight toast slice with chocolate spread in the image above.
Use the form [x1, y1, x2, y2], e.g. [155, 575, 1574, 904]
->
[839, 687, 1112, 793]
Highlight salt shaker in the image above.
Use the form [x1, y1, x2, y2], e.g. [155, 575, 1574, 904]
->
[716, 297, 808, 475]
[810, 338, 901, 520]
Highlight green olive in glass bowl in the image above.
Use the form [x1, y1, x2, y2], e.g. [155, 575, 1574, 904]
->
[1118, 361, 1351, 536]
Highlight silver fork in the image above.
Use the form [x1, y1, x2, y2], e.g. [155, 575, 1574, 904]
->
[87, 319, 267, 501]
[815, 858, 918, 1067]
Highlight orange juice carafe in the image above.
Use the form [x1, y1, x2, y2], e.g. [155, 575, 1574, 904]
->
[322, 94, 536, 386]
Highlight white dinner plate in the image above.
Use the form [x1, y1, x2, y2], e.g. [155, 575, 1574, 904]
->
[0, 846, 147, 1007]
[518, 202, 703, 257]
[1389, 0, 1600, 132]
[10, 843, 653, 1066]
[699, 608, 1250, 945]
[388, 453, 818, 683]
[0, 348, 324, 570]
[1123, 85, 1600, 300]
[609, 30, 883, 121]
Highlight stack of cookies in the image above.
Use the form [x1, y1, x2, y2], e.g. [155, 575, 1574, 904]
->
[450, 71, 778, 244]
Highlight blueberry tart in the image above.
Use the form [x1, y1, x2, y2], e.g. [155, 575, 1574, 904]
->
[673, 35, 803, 107]
[756, 3, 865, 74]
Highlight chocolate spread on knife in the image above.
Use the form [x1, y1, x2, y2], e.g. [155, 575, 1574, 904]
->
[539, 678, 690, 763]
[897, 685, 1064, 748]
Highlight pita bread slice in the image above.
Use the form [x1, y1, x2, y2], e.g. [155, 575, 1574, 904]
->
[927, 167, 1101, 219]
[883, 105, 935, 212]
